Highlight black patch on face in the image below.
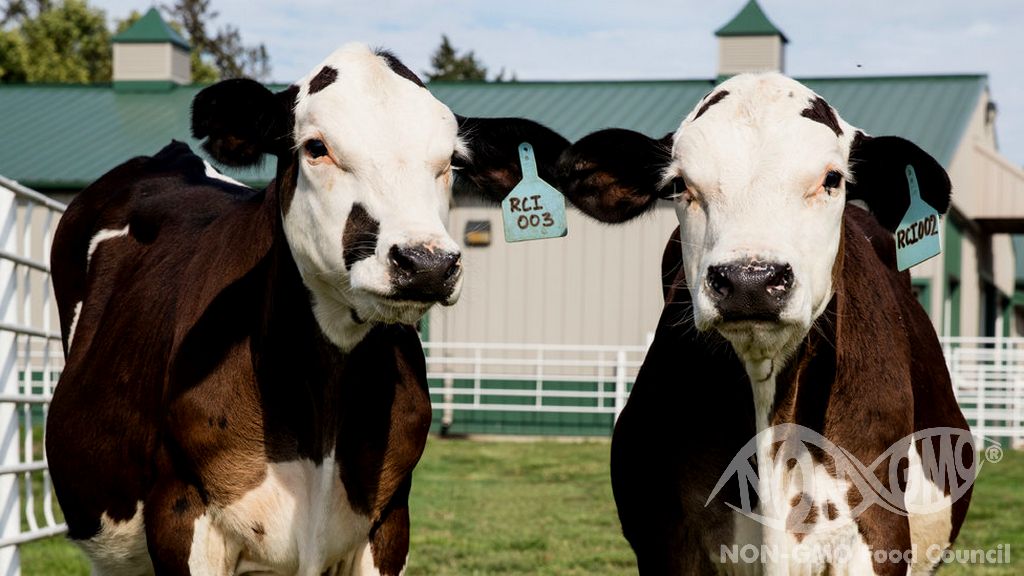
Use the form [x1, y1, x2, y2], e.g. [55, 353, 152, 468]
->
[693, 90, 729, 120]
[343, 203, 380, 270]
[375, 49, 426, 88]
[801, 96, 843, 137]
[218, 416, 228, 429]
[172, 496, 189, 515]
[308, 66, 338, 95]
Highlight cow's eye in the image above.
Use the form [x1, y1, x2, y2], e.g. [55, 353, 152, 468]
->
[823, 170, 843, 191]
[304, 139, 329, 159]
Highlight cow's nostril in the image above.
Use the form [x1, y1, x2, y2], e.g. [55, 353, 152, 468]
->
[766, 264, 794, 296]
[388, 245, 418, 273]
[443, 253, 462, 280]
[706, 265, 733, 299]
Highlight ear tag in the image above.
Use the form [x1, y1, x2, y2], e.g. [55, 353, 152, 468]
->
[895, 164, 941, 271]
[501, 142, 568, 242]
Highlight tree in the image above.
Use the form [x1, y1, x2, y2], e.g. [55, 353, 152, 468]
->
[162, 0, 270, 81]
[425, 35, 488, 82]
[0, 0, 269, 84]
[0, 0, 110, 83]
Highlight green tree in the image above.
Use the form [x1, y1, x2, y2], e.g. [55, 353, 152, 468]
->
[0, 0, 269, 84]
[0, 0, 110, 83]
[425, 35, 488, 82]
[162, 0, 270, 81]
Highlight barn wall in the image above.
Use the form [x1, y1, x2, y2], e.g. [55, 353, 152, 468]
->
[428, 204, 679, 347]
[718, 36, 784, 75]
[113, 44, 173, 81]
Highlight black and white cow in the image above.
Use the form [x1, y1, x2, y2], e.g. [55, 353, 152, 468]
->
[47, 43, 567, 575]
[557, 73, 973, 575]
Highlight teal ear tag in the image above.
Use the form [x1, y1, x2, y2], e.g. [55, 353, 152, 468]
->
[501, 142, 568, 242]
[895, 164, 941, 271]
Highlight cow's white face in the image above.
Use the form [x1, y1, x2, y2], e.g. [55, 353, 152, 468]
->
[283, 44, 464, 334]
[665, 74, 856, 372]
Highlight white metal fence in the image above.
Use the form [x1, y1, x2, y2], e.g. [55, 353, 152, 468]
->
[422, 342, 648, 431]
[0, 175, 67, 575]
[942, 336, 1024, 448]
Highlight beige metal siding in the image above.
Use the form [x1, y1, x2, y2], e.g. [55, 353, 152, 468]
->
[961, 232, 981, 336]
[113, 43, 172, 81]
[718, 36, 783, 75]
[430, 205, 678, 347]
[170, 47, 191, 84]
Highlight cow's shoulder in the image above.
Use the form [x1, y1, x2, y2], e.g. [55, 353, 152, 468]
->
[54, 141, 277, 363]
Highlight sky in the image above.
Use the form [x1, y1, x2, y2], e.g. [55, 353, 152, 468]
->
[91, 0, 1024, 166]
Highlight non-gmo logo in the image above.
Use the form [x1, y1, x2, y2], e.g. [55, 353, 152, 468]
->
[706, 425, 987, 531]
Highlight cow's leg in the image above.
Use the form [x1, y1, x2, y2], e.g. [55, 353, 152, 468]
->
[337, 504, 410, 576]
[144, 472, 230, 576]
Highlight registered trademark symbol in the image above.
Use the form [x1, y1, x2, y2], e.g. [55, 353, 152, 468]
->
[984, 444, 1003, 464]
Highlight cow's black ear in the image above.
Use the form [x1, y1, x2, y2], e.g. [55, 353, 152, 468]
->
[846, 132, 951, 232]
[454, 116, 570, 202]
[191, 79, 297, 167]
[556, 129, 674, 224]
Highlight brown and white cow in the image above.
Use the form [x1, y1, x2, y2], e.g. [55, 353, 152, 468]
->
[557, 73, 973, 575]
[47, 43, 567, 575]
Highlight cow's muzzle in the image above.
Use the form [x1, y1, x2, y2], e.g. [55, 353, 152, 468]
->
[388, 244, 463, 303]
[705, 260, 793, 322]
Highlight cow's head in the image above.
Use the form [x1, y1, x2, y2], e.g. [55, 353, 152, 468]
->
[191, 43, 566, 346]
[559, 73, 950, 374]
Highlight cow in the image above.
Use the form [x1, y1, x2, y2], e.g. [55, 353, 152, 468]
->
[556, 73, 974, 575]
[46, 43, 567, 576]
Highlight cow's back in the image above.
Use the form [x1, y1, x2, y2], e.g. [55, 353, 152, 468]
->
[48, 142, 264, 539]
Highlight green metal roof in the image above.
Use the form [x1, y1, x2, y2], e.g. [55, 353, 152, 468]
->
[0, 74, 984, 190]
[716, 0, 788, 42]
[111, 8, 190, 50]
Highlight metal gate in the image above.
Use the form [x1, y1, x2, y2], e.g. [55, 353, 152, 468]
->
[0, 176, 67, 575]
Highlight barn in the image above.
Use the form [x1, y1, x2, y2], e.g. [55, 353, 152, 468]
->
[1, 2, 1023, 437]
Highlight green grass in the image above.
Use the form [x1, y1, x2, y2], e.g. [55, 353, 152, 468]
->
[941, 447, 1024, 575]
[407, 439, 634, 575]
[17, 440, 1024, 575]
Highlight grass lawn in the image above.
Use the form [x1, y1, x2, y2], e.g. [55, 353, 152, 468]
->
[18, 439, 1024, 574]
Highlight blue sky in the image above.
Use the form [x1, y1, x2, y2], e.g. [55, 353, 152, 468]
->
[93, 0, 1024, 165]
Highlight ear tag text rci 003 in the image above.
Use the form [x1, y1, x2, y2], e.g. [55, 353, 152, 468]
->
[501, 142, 568, 242]
[895, 164, 941, 271]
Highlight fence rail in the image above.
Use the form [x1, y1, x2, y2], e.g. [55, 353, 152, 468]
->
[0, 176, 66, 573]
[942, 336, 1024, 446]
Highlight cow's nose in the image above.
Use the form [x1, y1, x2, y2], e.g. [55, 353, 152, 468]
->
[389, 245, 462, 302]
[705, 261, 794, 321]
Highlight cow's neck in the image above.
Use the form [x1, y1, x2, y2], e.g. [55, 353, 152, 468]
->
[303, 274, 374, 352]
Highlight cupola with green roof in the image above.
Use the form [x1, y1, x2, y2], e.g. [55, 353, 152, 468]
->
[111, 8, 191, 90]
[716, 0, 787, 76]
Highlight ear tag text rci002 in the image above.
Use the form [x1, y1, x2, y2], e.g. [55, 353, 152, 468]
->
[895, 164, 941, 271]
[501, 142, 568, 242]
